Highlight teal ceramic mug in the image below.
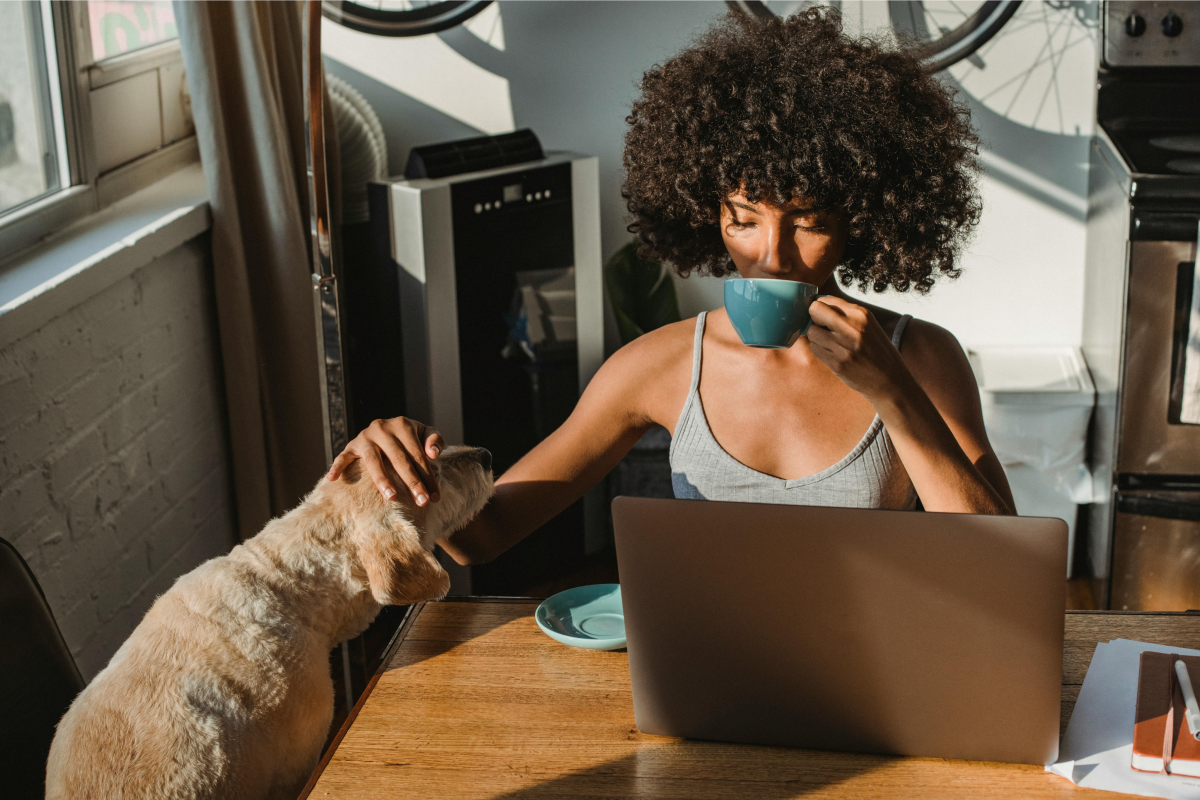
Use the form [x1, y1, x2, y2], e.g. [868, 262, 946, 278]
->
[724, 278, 820, 349]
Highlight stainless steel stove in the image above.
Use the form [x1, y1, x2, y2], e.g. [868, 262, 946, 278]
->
[1083, 2, 1200, 610]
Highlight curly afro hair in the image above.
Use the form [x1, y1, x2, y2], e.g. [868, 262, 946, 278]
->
[622, 7, 982, 293]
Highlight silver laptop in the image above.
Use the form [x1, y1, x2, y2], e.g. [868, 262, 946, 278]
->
[611, 496, 1068, 766]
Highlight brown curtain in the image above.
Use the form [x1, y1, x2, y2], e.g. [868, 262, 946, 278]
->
[175, 1, 339, 538]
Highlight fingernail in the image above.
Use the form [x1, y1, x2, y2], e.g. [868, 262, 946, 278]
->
[416, 493, 428, 506]
[382, 487, 396, 500]
[431, 445, 441, 458]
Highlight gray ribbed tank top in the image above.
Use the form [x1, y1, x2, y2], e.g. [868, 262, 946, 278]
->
[670, 311, 918, 509]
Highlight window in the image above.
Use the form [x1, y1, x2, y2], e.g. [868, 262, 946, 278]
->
[0, 1, 65, 217]
[87, 1, 177, 61]
[0, 1, 195, 263]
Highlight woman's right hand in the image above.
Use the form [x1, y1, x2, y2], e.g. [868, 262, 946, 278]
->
[326, 417, 445, 506]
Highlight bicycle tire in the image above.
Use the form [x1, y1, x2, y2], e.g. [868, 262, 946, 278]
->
[726, 0, 1022, 73]
[322, 0, 492, 38]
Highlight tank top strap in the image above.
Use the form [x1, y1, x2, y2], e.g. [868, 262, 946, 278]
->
[892, 314, 913, 350]
[688, 311, 708, 395]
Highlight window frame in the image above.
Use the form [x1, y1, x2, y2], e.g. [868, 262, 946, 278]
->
[0, 1, 197, 266]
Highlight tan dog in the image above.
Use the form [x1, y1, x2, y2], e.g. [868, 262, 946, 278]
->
[45, 445, 493, 800]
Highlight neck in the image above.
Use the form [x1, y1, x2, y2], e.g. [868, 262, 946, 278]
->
[232, 500, 381, 647]
[708, 308, 824, 368]
[817, 273, 846, 297]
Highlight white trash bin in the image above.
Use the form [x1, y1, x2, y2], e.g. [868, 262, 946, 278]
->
[967, 347, 1096, 577]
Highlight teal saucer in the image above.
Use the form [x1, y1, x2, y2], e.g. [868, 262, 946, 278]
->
[535, 584, 625, 650]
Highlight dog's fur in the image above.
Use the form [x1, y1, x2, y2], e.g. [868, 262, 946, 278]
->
[45, 446, 493, 800]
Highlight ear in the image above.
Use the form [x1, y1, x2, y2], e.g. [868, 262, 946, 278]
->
[355, 513, 451, 606]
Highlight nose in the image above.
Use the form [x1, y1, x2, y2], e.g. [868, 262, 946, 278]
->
[477, 448, 492, 471]
[759, 224, 794, 277]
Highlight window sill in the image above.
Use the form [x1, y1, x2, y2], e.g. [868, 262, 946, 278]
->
[88, 39, 182, 89]
[0, 164, 210, 347]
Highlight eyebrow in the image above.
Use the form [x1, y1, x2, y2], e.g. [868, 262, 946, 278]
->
[727, 200, 821, 215]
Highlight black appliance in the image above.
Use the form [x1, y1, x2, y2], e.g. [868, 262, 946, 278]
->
[344, 143, 604, 596]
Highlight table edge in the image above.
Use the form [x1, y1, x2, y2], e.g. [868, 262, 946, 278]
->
[441, 594, 543, 605]
[297, 596, 544, 799]
[1066, 610, 1200, 616]
[297, 601, 426, 800]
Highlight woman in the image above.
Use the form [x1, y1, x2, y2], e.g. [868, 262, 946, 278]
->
[327, 8, 1014, 565]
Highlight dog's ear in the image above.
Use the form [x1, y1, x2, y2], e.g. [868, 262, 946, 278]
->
[355, 512, 451, 606]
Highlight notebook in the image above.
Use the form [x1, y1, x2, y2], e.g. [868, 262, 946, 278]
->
[1132, 652, 1200, 776]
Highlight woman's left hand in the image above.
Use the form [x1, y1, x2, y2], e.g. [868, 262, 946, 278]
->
[806, 296, 908, 401]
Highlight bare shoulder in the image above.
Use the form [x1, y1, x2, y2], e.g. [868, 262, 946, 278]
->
[897, 318, 980, 410]
[845, 297, 967, 380]
[581, 316, 698, 428]
[605, 316, 696, 373]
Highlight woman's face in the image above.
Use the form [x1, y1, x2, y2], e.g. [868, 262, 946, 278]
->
[719, 192, 847, 284]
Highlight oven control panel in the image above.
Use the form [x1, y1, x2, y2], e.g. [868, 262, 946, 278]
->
[1105, 1, 1200, 67]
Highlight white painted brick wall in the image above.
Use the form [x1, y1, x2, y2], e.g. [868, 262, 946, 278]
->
[0, 234, 237, 680]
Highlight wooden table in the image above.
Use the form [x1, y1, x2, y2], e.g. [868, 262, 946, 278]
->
[300, 599, 1200, 799]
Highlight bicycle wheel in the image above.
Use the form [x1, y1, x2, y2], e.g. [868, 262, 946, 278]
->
[322, 0, 492, 38]
[726, 1, 1022, 73]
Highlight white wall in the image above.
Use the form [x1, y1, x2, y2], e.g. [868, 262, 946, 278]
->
[0, 236, 236, 679]
[851, 172, 1088, 347]
[846, 0, 1097, 348]
[325, 0, 1098, 350]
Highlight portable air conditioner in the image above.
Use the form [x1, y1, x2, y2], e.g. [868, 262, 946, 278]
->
[354, 150, 603, 596]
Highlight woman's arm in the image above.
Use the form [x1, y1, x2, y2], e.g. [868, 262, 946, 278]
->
[807, 297, 1014, 515]
[329, 322, 692, 563]
[448, 323, 694, 562]
[438, 390, 647, 565]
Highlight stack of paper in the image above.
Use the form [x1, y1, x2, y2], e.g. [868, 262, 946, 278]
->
[1049, 639, 1200, 799]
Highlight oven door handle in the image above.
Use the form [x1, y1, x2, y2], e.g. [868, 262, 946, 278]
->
[1117, 492, 1200, 522]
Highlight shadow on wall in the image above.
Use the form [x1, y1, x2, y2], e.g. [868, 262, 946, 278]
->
[960, 92, 1091, 222]
[324, 1, 729, 265]
[322, 58, 481, 178]
[936, 0, 1098, 221]
[324, 1, 1097, 332]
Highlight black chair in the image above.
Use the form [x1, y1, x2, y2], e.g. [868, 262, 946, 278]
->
[0, 537, 85, 799]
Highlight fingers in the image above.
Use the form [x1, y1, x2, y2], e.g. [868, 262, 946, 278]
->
[805, 321, 833, 348]
[326, 449, 357, 481]
[377, 432, 436, 506]
[807, 302, 902, 399]
[808, 296, 855, 332]
[811, 297, 877, 344]
[421, 427, 443, 501]
[805, 324, 846, 363]
[807, 299, 863, 367]
[372, 419, 439, 504]
[808, 305, 854, 353]
[328, 417, 445, 505]
[424, 428, 445, 461]
[390, 447, 435, 507]
[360, 447, 398, 501]
[811, 294, 857, 313]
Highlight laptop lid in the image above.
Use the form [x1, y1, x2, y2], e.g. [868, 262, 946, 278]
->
[611, 497, 1068, 765]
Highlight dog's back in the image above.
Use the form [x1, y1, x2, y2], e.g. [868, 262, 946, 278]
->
[44, 447, 492, 800]
[46, 557, 333, 800]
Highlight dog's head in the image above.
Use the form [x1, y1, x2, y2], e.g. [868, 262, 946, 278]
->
[421, 445, 495, 547]
[338, 446, 494, 606]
